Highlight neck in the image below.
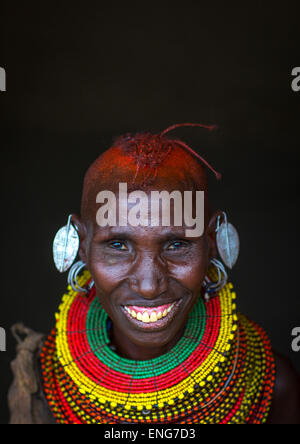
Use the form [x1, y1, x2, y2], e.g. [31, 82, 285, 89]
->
[111, 324, 186, 361]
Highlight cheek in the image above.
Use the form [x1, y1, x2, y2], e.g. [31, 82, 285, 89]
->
[88, 245, 131, 293]
[175, 265, 206, 291]
[169, 255, 208, 291]
[89, 261, 123, 293]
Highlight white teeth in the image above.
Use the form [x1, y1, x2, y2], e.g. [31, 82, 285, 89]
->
[150, 312, 157, 322]
[142, 312, 150, 323]
[124, 303, 176, 324]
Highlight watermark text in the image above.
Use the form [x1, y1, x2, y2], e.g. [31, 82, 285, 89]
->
[0, 67, 6, 92]
[96, 183, 205, 237]
[0, 327, 6, 352]
[291, 67, 300, 92]
[292, 327, 300, 352]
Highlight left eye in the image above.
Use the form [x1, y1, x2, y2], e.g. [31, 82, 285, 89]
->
[110, 241, 128, 250]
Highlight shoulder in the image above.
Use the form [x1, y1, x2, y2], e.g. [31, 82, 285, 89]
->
[267, 351, 300, 424]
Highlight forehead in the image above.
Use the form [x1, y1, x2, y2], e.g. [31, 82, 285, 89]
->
[83, 171, 208, 243]
[92, 224, 190, 241]
[90, 184, 207, 212]
[90, 191, 206, 242]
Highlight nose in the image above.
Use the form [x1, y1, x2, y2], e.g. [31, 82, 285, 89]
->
[128, 253, 168, 300]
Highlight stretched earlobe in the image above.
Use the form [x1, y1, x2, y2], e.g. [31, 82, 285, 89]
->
[206, 211, 221, 259]
[71, 214, 88, 265]
[202, 258, 228, 302]
[67, 260, 94, 293]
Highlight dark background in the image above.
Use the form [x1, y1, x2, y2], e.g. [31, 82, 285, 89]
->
[1, 2, 300, 424]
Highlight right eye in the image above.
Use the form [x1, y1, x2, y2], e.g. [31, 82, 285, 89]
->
[167, 241, 186, 251]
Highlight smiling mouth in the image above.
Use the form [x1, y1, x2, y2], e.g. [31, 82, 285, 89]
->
[121, 300, 183, 330]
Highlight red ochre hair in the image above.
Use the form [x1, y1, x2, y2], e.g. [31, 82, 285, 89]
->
[113, 122, 221, 186]
[81, 123, 221, 218]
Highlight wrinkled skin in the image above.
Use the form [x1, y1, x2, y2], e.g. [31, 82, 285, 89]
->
[74, 187, 220, 361]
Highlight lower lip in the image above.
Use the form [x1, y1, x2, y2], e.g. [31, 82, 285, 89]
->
[121, 300, 183, 331]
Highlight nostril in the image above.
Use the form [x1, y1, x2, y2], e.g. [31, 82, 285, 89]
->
[128, 261, 168, 298]
[128, 277, 163, 299]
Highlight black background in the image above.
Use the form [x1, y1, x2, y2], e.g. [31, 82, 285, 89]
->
[1, 2, 300, 424]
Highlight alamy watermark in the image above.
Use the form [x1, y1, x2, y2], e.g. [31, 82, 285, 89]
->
[291, 327, 300, 352]
[96, 183, 204, 237]
[291, 67, 300, 92]
[0, 327, 6, 352]
[0, 67, 6, 92]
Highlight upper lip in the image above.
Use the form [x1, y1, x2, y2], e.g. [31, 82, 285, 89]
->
[122, 299, 181, 308]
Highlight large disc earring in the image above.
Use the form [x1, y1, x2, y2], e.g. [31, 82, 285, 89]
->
[215, 212, 240, 269]
[203, 258, 228, 302]
[53, 215, 80, 273]
[67, 260, 94, 294]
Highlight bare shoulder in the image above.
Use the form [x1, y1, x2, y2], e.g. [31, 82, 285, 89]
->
[267, 351, 300, 424]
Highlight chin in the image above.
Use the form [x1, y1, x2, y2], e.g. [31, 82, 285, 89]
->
[126, 326, 182, 349]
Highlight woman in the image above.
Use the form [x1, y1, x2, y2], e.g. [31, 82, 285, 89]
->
[9, 124, 300, 424]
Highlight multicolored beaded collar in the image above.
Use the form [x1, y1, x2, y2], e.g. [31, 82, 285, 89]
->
[41, 270, 276, 424]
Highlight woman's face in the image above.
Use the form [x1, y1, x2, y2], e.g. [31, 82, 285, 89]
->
[80, 190, 218, 351]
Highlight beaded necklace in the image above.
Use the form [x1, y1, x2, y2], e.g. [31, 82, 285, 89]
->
[41, 270, 276, 424]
